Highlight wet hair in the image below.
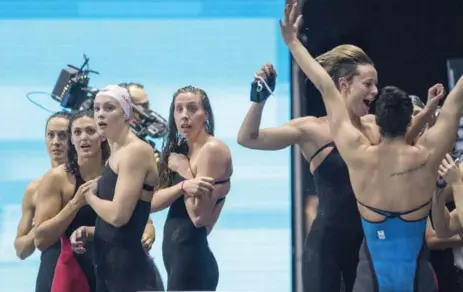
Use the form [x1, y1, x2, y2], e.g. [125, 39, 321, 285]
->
[409, 95, 425, 109]
[118, 82, 144, 89]
[315, 45, 374, 88]
[158, 86, 215, 188]
[375, 86, 413, 138]
[65, 109, 111, 175]
[45, 111, 72, 134]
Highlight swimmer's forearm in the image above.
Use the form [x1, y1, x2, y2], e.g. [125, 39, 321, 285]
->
[427, 232, 463, 250]
[86, 194, 123, 227]
[431, 195, 454, 238]
[176, 168, 194, 180]
[34, 201, 79, 251]
[237, 102, 267, 148]
[14, 228, 35, 260]
[406, 107, 432, 144]
[286, 39, 335, 95]
[151, 183, 184, 212]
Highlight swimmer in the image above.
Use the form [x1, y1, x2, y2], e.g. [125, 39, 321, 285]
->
[34, 109, 110, 291]
[87, 85, 161, 291]
[152, 86, 232, 291]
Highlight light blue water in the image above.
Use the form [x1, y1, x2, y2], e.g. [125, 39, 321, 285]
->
[0, 1, 291, 291]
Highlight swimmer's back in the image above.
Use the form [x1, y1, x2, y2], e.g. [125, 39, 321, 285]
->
[351, 144, 436, 221]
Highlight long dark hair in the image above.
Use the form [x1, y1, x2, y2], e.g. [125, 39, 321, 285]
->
[158, 86, 215, 188]
[65, 109, 111, 175]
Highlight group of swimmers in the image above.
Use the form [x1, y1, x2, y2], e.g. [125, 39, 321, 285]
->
[11, 2, 463, 291]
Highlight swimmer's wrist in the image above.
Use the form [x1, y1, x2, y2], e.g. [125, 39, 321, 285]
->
[286, 39, 300, 48]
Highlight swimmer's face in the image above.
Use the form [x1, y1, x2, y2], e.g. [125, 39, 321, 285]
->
[128, 86, 150, 121]
[340, 64, 378, 117]
[46, 117, 69, 162]
[71, 116, 104, 159]
[173, 92, 207, 140]
[93, 95, 127, 139]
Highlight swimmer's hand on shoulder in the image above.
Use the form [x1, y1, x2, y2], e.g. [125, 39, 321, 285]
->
[182, 177, 215, 197]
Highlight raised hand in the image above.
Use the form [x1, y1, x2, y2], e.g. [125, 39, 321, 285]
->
[438, 153, 462, 185]
[250, 63, 277, 103]
[279, 0, 303, 45]
[426, 83, 446, 110]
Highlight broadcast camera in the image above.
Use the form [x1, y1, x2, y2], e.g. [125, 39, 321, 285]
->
[50, 55, 168, 149]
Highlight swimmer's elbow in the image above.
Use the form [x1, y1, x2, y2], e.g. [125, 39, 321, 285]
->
[34, 236, 49, 252]
[191, 215, 209, 228]
[237, 135, 253, 148]
[111, 213, 131, 228]
[14, 239, 34, 260]
[15, 248, 32, 260]
[435, 228, 454, 239]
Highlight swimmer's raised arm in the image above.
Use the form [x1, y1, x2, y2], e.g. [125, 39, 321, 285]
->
[14, 180, 40, 260]
[280, 2, 370, 165]
[417, 76, 463, 164]
[405, 84, 445, 144]
[238, 114, 316, 150]
[237, 63, 317, 150]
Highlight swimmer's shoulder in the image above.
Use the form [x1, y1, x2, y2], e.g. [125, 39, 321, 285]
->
[42, 165, 67, 184]
[25, 176, 43, 194]
[123, 140, 156, 165]
[201, 138, 233, 176]
[203, 137, 231, 158]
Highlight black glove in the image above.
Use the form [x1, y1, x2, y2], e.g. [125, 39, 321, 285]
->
[250, 73, 276, 103]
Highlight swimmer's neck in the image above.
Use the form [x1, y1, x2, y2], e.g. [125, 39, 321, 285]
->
[107, 125, 132, 151]
[380, 136, 407, 146]
[78, 152, 104, 180]
[186, 129, 209, 156]
[50, 158, 65, 168]
[348, 110, 362, 129]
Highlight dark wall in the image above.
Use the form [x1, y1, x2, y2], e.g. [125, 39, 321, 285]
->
[291, 0, 463, 290]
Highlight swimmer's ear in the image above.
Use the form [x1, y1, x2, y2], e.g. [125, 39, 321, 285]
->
[338, 77, 349, 93]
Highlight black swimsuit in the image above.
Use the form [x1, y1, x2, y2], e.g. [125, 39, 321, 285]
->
[303, 142, 364, 292]
[93, 165, 162, 292]
[162, 174, 229, 291]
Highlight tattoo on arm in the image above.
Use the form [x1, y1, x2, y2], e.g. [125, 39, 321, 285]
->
[390, 154, 431, 177]
[250, 132, 258, 139]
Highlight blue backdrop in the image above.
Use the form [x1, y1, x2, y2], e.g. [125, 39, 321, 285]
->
[0, 1, 291, 291]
